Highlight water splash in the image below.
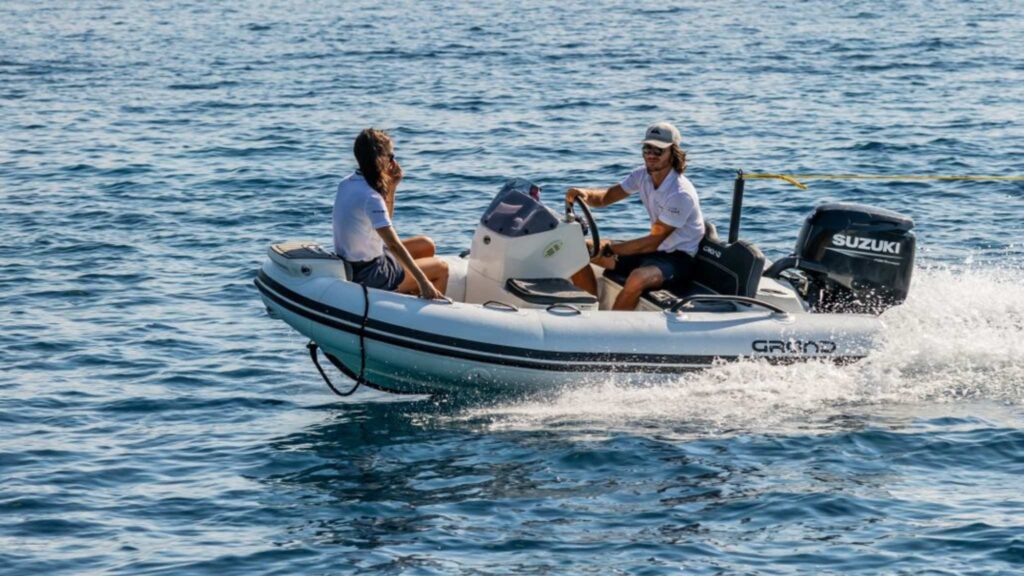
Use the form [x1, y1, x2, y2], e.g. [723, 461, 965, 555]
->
[865, 263, 1024, 403]
[464, 264, 1024, 434]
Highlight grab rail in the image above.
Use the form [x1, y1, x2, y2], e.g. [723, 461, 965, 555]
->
[546, 303, 582, 315]
[668, 294, 788, 315]
[483, 300, 519, 312]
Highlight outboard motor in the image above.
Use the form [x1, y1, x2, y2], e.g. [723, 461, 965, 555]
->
[766, 203, 915, 314]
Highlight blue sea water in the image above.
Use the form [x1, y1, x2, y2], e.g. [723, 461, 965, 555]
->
[2, 0, 1024, 573]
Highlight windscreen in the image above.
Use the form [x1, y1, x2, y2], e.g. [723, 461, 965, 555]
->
[480, 178, 560, 237]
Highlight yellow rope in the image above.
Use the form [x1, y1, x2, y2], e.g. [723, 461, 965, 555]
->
[742, 172, 1024, 190]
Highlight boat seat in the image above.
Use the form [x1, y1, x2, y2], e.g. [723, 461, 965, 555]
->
[324, 253, 354, 280]
[272, 242, 339, 261]
[689, 236, 765, 299]
[269, 241, 353, 279]
[506, 278, 598, 306]
[602, 221, 765, 310]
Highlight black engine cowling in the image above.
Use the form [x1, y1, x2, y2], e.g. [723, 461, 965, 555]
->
[766, 203, 915, 314]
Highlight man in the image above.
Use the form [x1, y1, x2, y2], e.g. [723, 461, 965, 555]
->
[566, 122, 705, 310]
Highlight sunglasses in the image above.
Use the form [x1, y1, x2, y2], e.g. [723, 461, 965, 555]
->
[642, 145, 668, 156]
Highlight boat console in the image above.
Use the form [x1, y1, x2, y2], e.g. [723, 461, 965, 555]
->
[464, 179, 597, 310]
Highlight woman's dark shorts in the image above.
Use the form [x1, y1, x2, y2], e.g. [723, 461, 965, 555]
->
[349, 249, 406, 291]
[614, 250, 696, 290]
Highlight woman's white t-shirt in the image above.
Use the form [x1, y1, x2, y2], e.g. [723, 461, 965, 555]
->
[619, 167, 705, 256]
[332, 172, 392, 261]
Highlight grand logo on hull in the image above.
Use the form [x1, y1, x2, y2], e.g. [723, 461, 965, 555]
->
[752, 340, 837, 354]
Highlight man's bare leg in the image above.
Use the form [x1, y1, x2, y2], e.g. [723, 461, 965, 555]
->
[571, 252, 617, 296]
[571, 266, 597, 296]
[612, 266, 663, 311]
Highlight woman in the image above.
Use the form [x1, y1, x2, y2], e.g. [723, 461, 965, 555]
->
[333, 128, 448, 299]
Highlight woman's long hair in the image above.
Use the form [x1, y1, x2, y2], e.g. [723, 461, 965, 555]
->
[669, 144, 687, 174]
[353, 128, 399, 206]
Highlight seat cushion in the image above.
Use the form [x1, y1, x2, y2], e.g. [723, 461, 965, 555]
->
[506, 278, 598, 305]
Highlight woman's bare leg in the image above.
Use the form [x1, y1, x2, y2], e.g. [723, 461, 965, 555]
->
[402, 236, 436, 260]
[396, 256, 449, 295]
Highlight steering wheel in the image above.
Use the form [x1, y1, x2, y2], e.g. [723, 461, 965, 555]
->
[566, 196, 601, 258]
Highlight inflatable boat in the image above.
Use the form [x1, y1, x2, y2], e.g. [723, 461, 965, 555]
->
[255, 175, 916, 396]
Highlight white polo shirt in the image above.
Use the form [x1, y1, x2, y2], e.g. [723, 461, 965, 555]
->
[332, 172, 392, 262]
[620, 167, 705, 256]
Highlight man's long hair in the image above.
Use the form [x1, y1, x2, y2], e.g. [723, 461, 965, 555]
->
[353, 128, 398, 203]
[670, 144, 687, 174]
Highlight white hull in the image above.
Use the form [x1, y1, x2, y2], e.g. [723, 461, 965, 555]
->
[255, 256, 881, 395]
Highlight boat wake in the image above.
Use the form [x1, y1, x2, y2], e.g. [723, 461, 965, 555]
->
[461, 264, 1024, 435]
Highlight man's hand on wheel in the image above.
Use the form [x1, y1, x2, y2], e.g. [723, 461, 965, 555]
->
[566, 188, 588, 205]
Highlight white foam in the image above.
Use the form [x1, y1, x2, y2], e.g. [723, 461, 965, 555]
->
[463, 264, 1024, 435]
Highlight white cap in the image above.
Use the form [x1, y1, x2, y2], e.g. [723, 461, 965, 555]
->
[642, 121, 681, 148]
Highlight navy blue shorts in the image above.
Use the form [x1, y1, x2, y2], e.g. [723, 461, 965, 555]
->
[349, 249, 406, 291]
[614, 250, 696, 289]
